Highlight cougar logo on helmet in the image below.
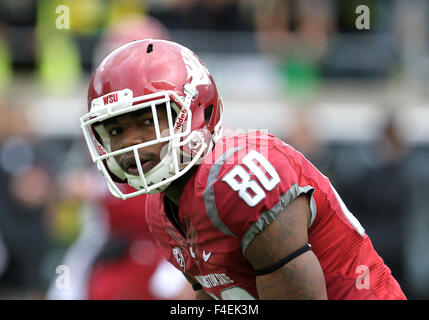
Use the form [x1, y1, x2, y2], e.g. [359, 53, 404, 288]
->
[181, 48, 210, 87]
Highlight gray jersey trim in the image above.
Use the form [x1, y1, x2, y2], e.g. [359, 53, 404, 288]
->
[202, 147, 244, 238]
[241, 184, 317, 256]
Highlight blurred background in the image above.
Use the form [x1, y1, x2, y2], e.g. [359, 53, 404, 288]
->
[0, 0, 428, 300]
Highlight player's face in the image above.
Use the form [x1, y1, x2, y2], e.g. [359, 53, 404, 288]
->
[103, 106, 170, 176]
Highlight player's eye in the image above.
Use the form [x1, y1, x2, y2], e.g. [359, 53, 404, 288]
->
[108, 127, 123, 136]
[142, 118, 154, 126]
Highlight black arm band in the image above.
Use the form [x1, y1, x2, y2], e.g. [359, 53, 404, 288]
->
[192, 283, 203, 291]
[254, 243, 312, 276]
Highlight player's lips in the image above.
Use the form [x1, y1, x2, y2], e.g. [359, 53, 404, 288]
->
[121, 156, 153, 175]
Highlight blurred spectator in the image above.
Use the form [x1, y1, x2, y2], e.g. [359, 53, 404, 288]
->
[0, 102, 54, 298]
[0, 32, 12, 95]
[46, 174, 193, 300]
[35, 0, 83, 93]
[87, 185, 193, 300]
[254, 0, 333, 56]
[0, 0, 36, 27]
[285, 110, 413, 298]
[0, 0, 36, 71]
[283, 110, 327, 167]
[68, 0, 146, 72]
[148, 0, 252, 31]
[252, 0, 335, 100]
[339, 114, 411, 296]
[92, 14, 170, 69]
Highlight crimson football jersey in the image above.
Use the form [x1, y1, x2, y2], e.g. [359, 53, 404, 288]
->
[146, 131, 406, 300]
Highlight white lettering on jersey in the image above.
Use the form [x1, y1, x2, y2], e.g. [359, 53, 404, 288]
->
[194, 273, 234, 288]
[172, 247, 186, 272]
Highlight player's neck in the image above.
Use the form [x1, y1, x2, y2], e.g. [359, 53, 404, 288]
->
[162, 166, 198, 206]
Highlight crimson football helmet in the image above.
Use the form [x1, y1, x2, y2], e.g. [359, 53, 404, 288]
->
[81, 39, 224, 199]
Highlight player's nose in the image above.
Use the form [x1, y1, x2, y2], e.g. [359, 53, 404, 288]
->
[120, 126, 146, 149]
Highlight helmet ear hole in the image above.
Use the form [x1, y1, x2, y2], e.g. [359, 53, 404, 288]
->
[204, 104, 213, 125]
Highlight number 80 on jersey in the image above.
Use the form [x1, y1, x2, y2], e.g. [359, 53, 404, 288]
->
[222, 150, 280, 207]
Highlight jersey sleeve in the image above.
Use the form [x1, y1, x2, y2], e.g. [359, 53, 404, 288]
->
[208, 135, 317, 256]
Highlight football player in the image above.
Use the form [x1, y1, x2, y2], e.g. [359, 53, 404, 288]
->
[80, 39, 406, 300]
